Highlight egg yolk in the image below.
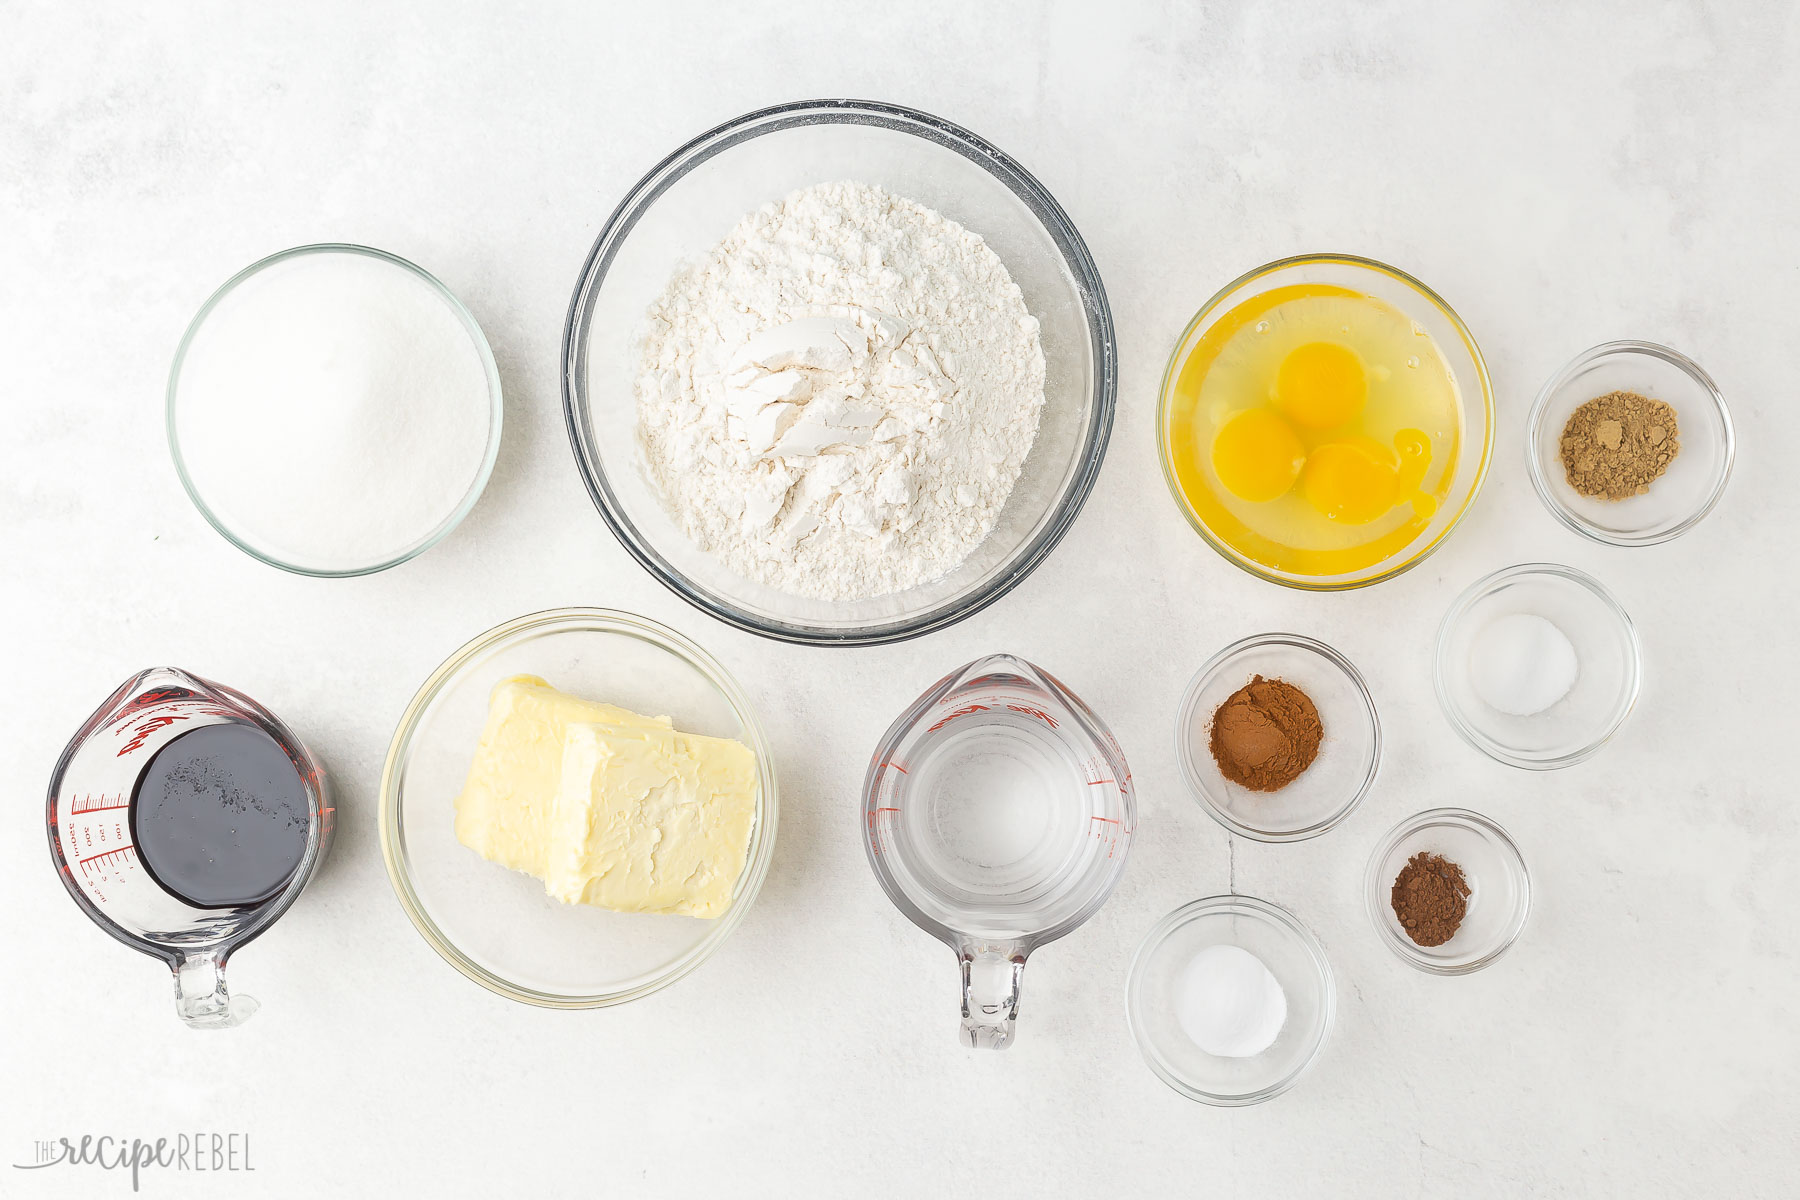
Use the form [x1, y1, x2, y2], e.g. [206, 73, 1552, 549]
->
[1276, 342, 1367, 429]
[1212, 409, 1306, 502]
[1393, 427, 1439, 518]
[1302, 438, 1400, 524]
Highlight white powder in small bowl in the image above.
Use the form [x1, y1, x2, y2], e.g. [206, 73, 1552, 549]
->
[1468, 612, 1579, 717]
[171, 248, 497, 574]
[1175, 943, 1288, 1058]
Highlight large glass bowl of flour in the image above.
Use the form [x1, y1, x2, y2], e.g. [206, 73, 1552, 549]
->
[564, 100, 1115, 645]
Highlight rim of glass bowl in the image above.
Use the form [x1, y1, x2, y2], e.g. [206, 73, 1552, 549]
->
[167, 243, 504, 578]
[560, 98, 1117, 646]
[1126, 894, 1337, 1106]
[1433, 562, 1642, 770]
[1175, 632, 1382, 842]
[377, 607, 779, 1008]
[1523, 339, 1735, 547]
[1363, 807, 1531, 975]
[1155, 252, 1495, 591]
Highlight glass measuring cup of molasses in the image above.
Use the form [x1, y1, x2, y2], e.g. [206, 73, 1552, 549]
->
[47, 668, 333, 1028]
[863, 654, 1136, 1049]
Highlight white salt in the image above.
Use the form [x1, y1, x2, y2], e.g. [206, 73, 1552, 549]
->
[1468, 613, 1579, 717]
[1175, 943, 1287, 1058]
[173, 250, 494, 572]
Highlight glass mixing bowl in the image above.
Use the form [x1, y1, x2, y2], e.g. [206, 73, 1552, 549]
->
[1157, 254, 1494, 589]
[563, 99, 1115, 645]
[379, 608, 778, 1007]
[1525, 340, 1734, 546]
[1127, 894, 1336, 1106]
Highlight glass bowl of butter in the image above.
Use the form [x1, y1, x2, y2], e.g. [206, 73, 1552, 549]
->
[379, 608, 778, 1007]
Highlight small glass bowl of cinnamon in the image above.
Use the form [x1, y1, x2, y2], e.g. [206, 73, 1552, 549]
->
[1364, 808, 1531, 975]
[1525, 340, 1734, 546]
[1175, 633, 1381, 842]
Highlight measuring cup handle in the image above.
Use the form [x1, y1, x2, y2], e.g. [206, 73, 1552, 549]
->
[171, 949, 258, 1029]
[958, 946, 1024, 1050]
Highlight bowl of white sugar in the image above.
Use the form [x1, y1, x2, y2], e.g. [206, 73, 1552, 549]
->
[169, 244, 502, 576]
[563, 100, 1115, 645]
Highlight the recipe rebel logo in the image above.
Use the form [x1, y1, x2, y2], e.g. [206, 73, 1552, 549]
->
[13, 1131, 255, 1192]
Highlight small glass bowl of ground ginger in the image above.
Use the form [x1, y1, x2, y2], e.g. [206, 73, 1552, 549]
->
[1364, 808, 1530, 975]
[1176, 633, 1380, 842]
[1525, 340, 1734, 546]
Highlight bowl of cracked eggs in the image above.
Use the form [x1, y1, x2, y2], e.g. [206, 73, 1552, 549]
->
[563, 99, 1116, 646]
[1158, 253, 1495, 590]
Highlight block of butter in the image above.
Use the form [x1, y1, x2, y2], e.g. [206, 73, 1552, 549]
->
[454, 675, 671, 877]
[544, 722, 758, 918]
[453, 675, 756, 920]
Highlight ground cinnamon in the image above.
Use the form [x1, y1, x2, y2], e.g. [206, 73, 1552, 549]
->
[1207, 676, 1323, 792]
[1390, 852, 1471, 947]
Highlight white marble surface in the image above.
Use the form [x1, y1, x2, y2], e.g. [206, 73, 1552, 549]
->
[5, 2, 1797, 1195]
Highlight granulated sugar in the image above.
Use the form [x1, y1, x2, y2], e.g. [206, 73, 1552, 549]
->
[173, 250, 494, 572]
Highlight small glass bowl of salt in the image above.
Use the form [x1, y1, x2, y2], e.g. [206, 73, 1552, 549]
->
[1435, 563, 1642, 769]
[1126, 894, 1335, 1107]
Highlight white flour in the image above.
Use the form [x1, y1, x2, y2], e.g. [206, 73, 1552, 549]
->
[635, 181, 1046, 601]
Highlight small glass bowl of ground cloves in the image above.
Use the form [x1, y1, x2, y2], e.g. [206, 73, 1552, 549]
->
[1176, 633, 1381, 842]
[1525, 340, 1734, 546]
[1364, 808, 1531, 974]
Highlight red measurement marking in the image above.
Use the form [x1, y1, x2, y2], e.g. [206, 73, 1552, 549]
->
[880, 761, 908, 774]
[1084, 778, 1115, 786]
[71, 795, 129, 814]
[79, 845, 136, 874]
[926, 703, 989, 733]
[119, 714, 185, 756]
[872, 807, 900, 813]
[1005, 704, 1059, 727]
[122, 686, 190, 715]
[1089, 816, 1126, 858]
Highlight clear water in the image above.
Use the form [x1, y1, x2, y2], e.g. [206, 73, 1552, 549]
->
[888, 708, 1108, 935]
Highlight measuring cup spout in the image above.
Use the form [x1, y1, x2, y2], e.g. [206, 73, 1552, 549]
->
[959, 943, 1025, 1050]
[172, 949, 258, 1029]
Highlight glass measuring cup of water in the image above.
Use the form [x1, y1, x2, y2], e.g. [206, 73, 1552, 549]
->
[47, 668, 333, 1028]
[863, 654, 1135, 1048]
